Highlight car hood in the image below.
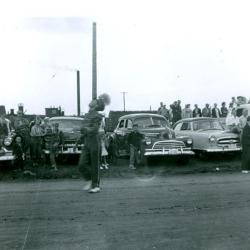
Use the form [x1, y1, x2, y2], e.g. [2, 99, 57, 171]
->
[138, 127, 175, 138]
[197, 129, 239, 138]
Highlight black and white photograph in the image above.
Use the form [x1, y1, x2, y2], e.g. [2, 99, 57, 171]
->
[0, 0, 250, 249]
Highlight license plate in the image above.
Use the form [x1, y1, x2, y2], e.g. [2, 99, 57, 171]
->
[228, 144, 236, 149]
[67, 148, 74, 153]
[168, 149, 179, 155]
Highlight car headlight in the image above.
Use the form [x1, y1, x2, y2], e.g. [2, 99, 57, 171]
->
[144, 138, 152, 145]
[187, 138, 193, 145]
[209, 136, 217, 143]
[4, 137, 12, 146]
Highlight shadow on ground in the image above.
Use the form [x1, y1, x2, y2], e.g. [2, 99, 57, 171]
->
[0, 152, 242, 181]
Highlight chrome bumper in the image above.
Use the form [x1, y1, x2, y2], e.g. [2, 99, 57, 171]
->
[43, 149, 82, 155]
[144, 148, 194, 156]
[0, 155, 14, 161]
[205, 147, 241, 153]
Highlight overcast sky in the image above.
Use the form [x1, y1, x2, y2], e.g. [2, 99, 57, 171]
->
[0, 0, 250, 115]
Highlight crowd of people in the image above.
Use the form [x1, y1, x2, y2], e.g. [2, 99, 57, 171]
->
[0, 111, 61, 172]
[157, 96, 249, 129]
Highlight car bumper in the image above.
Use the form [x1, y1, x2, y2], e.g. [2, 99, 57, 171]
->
[205, 147, 241, 153]
[144, 148, 194, 156]
[0, 155, 14, 161]
[43, 149, 82, 155]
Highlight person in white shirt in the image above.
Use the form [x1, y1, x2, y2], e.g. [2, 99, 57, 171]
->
[226, 108, 240, 133]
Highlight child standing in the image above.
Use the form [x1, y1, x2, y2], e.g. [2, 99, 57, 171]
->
[100, 134, 109, 170]
[13, 136, 25, 171]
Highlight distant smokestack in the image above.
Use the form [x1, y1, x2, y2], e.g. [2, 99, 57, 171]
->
[77, 70, 80, 116]
[92, 22, 97, 100]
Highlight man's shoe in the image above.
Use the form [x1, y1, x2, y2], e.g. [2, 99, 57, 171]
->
[129, 164, 136, 169]
[82, 181, 92, 191]
[89, 187, 101, 193]
[242, 170, 249, 174]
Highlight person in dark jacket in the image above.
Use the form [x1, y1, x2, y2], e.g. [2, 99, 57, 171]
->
[193, 104, 202, 117]
[241, 116, 250, 173]
[0, 115, 8, 147]
[79, 93, 111, 193]
[13, 135, 25, 171]
[127, 124, 144, 169]
[212, 103, 221, 118]
[220, 102, 228, 118]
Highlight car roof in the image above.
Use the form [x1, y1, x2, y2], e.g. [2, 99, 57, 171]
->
[175, 117, 220, 124]
[119, 113, 165, 120]
[49, 116, 84, 121]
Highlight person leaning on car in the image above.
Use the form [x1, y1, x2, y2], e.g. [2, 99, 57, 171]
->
[127, 123, 144, 170]
[241, 116, 250, 173]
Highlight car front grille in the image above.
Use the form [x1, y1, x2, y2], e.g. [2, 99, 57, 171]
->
[217, 137, 240, 145]
[153, 140, 185, 150]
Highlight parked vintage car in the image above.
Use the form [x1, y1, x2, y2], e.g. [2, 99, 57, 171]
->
[173, 117, 241, 153]
[43, 116, 84, 155]
[0, 118, 15, 161]
[112, 113, 194, 164]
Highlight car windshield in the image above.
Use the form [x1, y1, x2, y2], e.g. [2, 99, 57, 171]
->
[193, 120, 223, 131]
[134, 117, 168, 128]
[50, 119, 82, 132]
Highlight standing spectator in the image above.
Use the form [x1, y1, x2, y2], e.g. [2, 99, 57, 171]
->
[127, 124, 144, 170]
[202, 104, 211, 117]
[171, 101, 182, 124]
[193, 104, 202, 117]
[44, 122, 60, 170]
[12, 135, 25, 171]
[176, 100, 182, 121]
[220, 102, 228, 118]
[239, 109, 248, 131]
[14, 111, 30, 159]
[160, 105, 170, 122]
[0, 115, 8, 147]
[100, 133, 109, 170]
[157, 102, 164, 114]
[228, 102, 234, 114]
[79, 93, 110, 193]
[241, 116, 250, 173]
[231, 97, 237, 108]
[30, 116, 44, 166]
[212, 103, 221, 118]
[99, 117, 109, 170]
[182, 104, 193, 119]
[225, 108, 240, 133]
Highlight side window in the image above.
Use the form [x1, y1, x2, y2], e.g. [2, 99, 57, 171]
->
[118, 120, 125, 128]
[125, 119, 133, 129]
[180, 122, 191, 131]
[174, 123, 182, 131]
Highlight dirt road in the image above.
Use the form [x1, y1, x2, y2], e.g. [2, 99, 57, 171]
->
[1, 170, 250, 250]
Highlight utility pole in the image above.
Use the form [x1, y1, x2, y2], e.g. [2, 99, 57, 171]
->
[92, 22, 97, 100]
[76, 70, 80, 116]
[121, 92, 128, 111]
